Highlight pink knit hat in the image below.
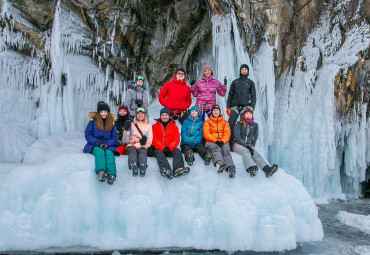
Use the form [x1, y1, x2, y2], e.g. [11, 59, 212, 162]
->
[203, 64, 212, 73]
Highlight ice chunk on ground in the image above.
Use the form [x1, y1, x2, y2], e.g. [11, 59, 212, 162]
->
[336, 211, 370, 235]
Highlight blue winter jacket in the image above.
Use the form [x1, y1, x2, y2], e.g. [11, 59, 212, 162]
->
[83, 112, 119, 155]
[181, 115, 204, 149]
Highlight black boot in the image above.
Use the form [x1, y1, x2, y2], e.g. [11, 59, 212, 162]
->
[107, 174, 116, 185]
[246, 165, 258, 177]
[185, 150, 194, 166]
[227, 166, 235, 178]
[203, 151, 212, 165]
[98, 170, 107, 182]
[139, 163, 147, 177]
[263, 164, 278, 178]
[173, 167, 190, 178]
[160, 167, 173, 180]
[215, 160, 227, 173]
[130, 162, 139, 177]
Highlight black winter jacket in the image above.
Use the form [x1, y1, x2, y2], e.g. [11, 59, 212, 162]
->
[233, 121, 258, 147]
[116, 115, 130, 140]
[227, 74, 256, 109]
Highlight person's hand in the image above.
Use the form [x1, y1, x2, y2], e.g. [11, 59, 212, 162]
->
[139, 135, 147, 145]
[226, 108, 231, 116]
[246, 145, 254, 156]
[215, 141, 224, 148]
[224, 76, 227, 85]
[190, 80, 196, 86]
[163, 147, 171, 156]
[98, 142, 107, 150]
[124, 120, 131, 131]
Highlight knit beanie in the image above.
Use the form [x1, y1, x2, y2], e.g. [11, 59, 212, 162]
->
[240, 64, 249, 71]
[203, 64, 212, 73]
[118, 105, 129, 115]
[211, 104, 221, 112]
[97, 102, 110, 113]
[160, 107, 171, 116]
[177, 67, 186, 75]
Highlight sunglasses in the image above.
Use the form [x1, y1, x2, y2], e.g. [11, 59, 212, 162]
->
[177, 72, 185, 76]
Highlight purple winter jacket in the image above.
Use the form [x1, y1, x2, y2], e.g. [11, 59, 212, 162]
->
[190, 75, 226, 106]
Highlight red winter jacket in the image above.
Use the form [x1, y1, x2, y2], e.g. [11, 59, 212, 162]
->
[158, 76, 192, 112]
[152, 119, 180, 151]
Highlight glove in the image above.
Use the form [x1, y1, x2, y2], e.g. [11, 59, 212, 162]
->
[98, 142, 107, 150]
[246, 145, 254, 156]
[226, 108, 231, 116]
[118, 140, 125, 146]
[124, 120, 131, 131]
[190, 80, 196, 86]
[224, 76, 227, 85]
[215, 141, 224, 148]
[139, 135, 147, 145]
[163, 147, 171, 156]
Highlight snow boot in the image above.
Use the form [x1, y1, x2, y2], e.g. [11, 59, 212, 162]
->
[227, 166, 236, 178]
[160, 167, 173, 180]
[215, 160, 227, 173]
[139, 163, 147, 177]
[246, 165, 258, 177]
[98, 170, 108, 182]
[107, 174, 116, 185]
[263, 164, 278, 178]
[173, 167, 190, 178]
[130, 162, 139, 177]
[203, 151, 212, 165]
[185, 150, 194, 166]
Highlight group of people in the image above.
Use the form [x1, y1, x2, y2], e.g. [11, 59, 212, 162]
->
[83, 64, 278, 185]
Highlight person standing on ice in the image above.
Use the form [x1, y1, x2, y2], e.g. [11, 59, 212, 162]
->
[83, 101, 119, 185]
[226, 64, 256, 146]
[124, 75, 149, 121]
[158, 68, 192, 124]
[190, 64, 227, 121]
[123, 107, 153, 177]
[151, 107, 190, 179]
[181, 105, 213, 166]
[233, 107, 278, 177]
[203, 104, 236, 178]
[115, 104, 131, 155]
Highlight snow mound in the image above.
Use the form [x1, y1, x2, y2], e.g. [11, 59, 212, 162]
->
[0, 122, 35, 163]
[0, 133, 323, 252]
[336, 211, 370, 235]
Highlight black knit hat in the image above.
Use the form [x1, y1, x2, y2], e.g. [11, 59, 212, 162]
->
[177, 67, 186, 75]
[240, 64, 249, 71]
[160, 107, 171, 116]
[97, 102, 110, 113]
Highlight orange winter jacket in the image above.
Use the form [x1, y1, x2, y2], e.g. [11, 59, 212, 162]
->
[203, 115, 231, 144]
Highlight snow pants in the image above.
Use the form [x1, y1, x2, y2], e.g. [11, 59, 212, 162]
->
[233, 144, 268, 170]
[206, 142, 235, 168]
[126, 146, 148, 166]
[181, 143, 208, 160]
[92, 147, 116, 176]
[154, 148, 184, 170]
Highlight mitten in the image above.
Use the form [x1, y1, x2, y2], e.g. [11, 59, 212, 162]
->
[124, 120, 131, 131]
[163, 147, 171, 156]
[139, 135, 147, 145]
[215, 141, 224, 148]
[190, 80, 196, 86]
[98, 142, 107, 150]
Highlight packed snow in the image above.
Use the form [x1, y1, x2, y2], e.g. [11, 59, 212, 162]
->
[0, 121, 323, 251]
[336, 211, 370, 235]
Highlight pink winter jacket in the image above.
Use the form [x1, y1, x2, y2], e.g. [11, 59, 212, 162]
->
[190, 75, 226, 106]
[124, 116, 153, 149]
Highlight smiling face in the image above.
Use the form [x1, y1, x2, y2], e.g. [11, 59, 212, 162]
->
[136, 111, 145, 121]
[244, 111, 253, 119]
[190, 110, 198, 117]
[240, 67, 248, 75]
[160, 113, 170, 122]
[176, 71, 185, 81]
[119, 109, 127, 116]
[212, 109, 220, 117]
[100, 110, 108, 119]
[204, 68, 212, 77]
[136, 79, 144, 87]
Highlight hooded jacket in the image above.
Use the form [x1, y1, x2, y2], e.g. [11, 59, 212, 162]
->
[124, 115, 153, 149]
[233, 121, 258, 148]
[203, 114, 231, 144]
[227, 65, 256, 109]
[116, 114, 130, 140]
[191, 74, 226, 105]
[181, 112, 204, 149]
[124, 84, 149, 117]
[83, 112, 119, 155]
[158, 76, 191, 112]
[152, 119, 180, 151]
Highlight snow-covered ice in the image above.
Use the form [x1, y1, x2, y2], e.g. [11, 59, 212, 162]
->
[336, 211, 370, 235]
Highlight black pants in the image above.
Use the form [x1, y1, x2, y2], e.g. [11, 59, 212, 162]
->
[228, 107, 245, 146]
[181, 143, 208, 159]
[154, 148, 184, 170]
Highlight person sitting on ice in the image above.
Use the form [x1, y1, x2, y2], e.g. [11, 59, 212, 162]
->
[180, 105, 212, 166]
[158, 68, 192, 124]
[151, 107, 190, 179]
[115, 104, 131, 155]
[190, 64, 227, 121]
[83, 101, 119, 185]
[124, 75, 149, 121]
[123, 107, 153, 177]
[203, 104, 236, 178]
[232, 106, 278, 177]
